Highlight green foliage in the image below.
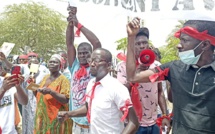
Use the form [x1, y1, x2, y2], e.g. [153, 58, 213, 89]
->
[116, 37, 127, 53]
[159, 20, 185, 64]
[0, 2, 67, 60]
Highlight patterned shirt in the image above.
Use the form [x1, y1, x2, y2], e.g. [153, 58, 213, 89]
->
[69, 58, 92, 125]
[117, 61, 160, 126]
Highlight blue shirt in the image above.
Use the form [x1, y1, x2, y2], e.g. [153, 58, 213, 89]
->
[62, 67, 72, 82]
[69, 58, 93, 125]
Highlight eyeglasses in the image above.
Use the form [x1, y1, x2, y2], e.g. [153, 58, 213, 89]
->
[87, 58, 106, 64]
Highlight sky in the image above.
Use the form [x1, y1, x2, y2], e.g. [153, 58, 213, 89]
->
[0, 0, 191, 56]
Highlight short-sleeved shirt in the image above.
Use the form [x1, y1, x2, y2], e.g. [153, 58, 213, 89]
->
[158, 60, 215, 134]
[117, 61, 160, 126]
[69, 58, 92, 125]
[0, 76, 17, 134]
[86, 74, 132, 134]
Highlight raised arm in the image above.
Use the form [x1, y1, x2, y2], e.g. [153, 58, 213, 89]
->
[79, 25, 101, 50]
[66, 12, 76, 67]
[126, 18, 155, 83]
[72, 16, 101, 50]
[0, 52, 13, 69]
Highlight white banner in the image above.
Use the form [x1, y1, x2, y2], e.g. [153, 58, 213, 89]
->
[71, 0, 215, 21]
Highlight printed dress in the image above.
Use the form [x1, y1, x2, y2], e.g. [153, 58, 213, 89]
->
[34, 74, 72, 134]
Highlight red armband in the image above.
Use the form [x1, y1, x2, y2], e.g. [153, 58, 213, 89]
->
[75, 23, 83, 37]
[120, 99, 132, 122]
[156, 115, 171, 127]
[149, 66, 169, 82]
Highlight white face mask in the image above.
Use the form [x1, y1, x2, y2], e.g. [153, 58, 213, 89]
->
[178, 41, 204, 65]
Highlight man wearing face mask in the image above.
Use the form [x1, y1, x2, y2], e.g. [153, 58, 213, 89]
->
[126, 18, 215, 134]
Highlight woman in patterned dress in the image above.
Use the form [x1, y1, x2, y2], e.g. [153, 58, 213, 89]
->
[34, 54, 72, 134]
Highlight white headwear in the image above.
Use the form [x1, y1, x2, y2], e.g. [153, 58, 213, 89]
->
[50, 54, 65, 69]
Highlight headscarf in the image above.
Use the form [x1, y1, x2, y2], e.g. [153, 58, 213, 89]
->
[50, 54, 65, 70]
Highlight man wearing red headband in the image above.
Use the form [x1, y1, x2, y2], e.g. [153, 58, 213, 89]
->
[126, 18, 215, 134]
[18, 55, 28, 64]
[27, 52, 38, 61]
[117, 27, 169, 134]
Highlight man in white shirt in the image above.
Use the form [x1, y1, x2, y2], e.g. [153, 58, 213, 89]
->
[58, 48, 139, 134]
[0, 74, 28, 134]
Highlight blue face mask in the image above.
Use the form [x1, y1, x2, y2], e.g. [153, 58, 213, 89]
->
[178, 41, 204, 65]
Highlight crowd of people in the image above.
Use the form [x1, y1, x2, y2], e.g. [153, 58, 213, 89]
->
[0, 5, 215, 134]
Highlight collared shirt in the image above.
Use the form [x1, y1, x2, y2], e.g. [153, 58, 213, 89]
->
[86, 74, 132, 134]
[117, 61, 160, 127]
[69, 58, 92, 125]
[159, 60, 215, 134]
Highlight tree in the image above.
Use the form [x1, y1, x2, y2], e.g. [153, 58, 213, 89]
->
[0, 2, 67, 60]
[159, 20, 185, 64]
[116, 37, 127, 54]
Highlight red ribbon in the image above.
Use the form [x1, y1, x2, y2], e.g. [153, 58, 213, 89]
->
[74, 64, 89, 80]
[149, 66, 169, 82]
[75, 23, 83, 37]
[156, 113, 173, 134]
[175, 26, 215, 46]
[86, 82, 101, 123]
[0, 126, 2, 134]
[120, 99, 132, 122]
[116, 52, 127, 62]
[130, 83, 142, 121]
[19, 55, 28, 59]
[27, 52, 38, 57]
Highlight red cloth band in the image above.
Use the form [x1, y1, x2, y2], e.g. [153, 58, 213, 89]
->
[174, 26, 215, 46]
[149, 66, 169, 82]
[156, 113, 173, 134]
[75, 23, 83, 37]
[74, 64, 89, 80]
[86, 81, 101, 123]
[130, 83, 142, 121]
[19, 55, 28, 59]
[120, 99, 132, 122]
[27, 52, 38, 57]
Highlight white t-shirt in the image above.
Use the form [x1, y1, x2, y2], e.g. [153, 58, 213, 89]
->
[86, 74, 132, 134]
[0, 85, 17, 134]
[19, 64, 49, 85]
